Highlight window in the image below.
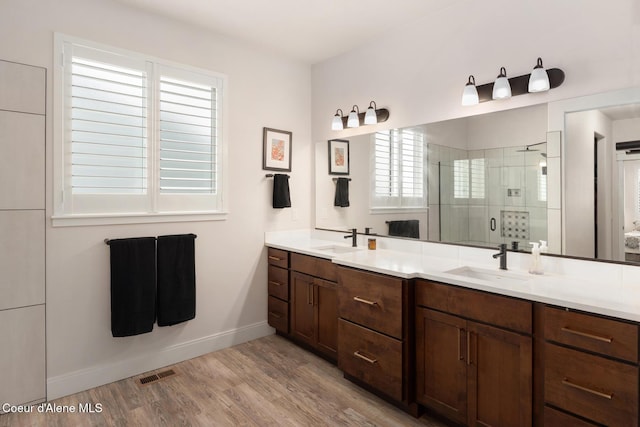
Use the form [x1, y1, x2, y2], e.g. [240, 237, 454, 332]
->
[53, 34, 226, 224]
[453, 158, 485, 199]
[371, 128, 426, 209]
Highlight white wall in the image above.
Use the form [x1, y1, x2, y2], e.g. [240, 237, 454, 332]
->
[312, 0, 640, 144]
[0, 0, 312, 398]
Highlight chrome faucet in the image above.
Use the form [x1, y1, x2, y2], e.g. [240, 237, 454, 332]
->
[493, 243, 508, 270]
[344, 228, 357, 247]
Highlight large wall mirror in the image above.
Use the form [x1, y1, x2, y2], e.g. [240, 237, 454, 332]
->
[315, 87, 640, 265]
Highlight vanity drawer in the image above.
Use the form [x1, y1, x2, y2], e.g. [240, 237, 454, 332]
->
[416, 280, 532, 334]
[267, 247, 289, 268]
[268, 296, 289, 334]
[543, 406, 596, 427]
[291, 252, 337, 282]
[268, 265, 289, 301]
[338, 267, 403, 339]
[545, 343, 638, 427]
[543, 306, 638, 362]
[338, 319, 402, 401]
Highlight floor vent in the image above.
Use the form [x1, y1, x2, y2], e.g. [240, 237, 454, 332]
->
[137, 369, 177, 386]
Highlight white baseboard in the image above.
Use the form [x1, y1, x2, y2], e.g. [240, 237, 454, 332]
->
[47, 321, 274, 400]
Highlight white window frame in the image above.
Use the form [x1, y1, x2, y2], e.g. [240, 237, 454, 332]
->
[52, 34, 228, 226]
[370, 128, 428, 213]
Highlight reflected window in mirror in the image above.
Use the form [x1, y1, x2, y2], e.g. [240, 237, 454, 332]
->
[453, 158, 486, 199]
[371, 128, 427, 210]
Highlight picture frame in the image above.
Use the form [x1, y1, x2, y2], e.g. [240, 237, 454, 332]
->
[262, 127, 292, 172]
[328, 139, 349, 175]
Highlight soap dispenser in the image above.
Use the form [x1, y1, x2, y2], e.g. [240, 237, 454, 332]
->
[528, 242, 543, 275]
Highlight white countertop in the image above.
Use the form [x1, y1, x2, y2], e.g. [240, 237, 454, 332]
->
[266, 229, 640, 323]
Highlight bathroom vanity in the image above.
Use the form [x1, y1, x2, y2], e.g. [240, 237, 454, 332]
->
[266, 229, 640, 426]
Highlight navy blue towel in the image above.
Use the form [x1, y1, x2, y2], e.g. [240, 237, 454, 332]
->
[334, 178, 350, 207]
[273, 174, 291, 208]
[157, 234, 196, 326]
[109, 237, 157, 337]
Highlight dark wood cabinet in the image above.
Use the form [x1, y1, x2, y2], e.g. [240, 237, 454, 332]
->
[416, 308, 467, 424]
[337, 266, 414, 412]
[267, 248, 289, 334]
[289, 261, 338, 360]
[416, 280, 532, 427]
[291, 272, 338, 358]
[540, 306, 639, 426]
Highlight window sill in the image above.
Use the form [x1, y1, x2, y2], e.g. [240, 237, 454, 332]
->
[369, 207, 428, 215]
[51, 211, 228, 227]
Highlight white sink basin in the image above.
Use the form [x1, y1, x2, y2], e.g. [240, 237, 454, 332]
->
[312, 244, 362, 254]
[445, 266, 531, 283]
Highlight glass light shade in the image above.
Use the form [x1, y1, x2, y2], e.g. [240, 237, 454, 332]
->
[492, 67, 511, 99]
[461, 76, 479, 106]
[331, 114, 343, 131]
[364, 107, 377, 125]
[347, 108, 360, 128]
[528, 62, 550, 92]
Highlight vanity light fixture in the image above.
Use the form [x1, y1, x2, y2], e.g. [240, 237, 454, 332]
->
[461, 75, 479, 106]
[347, 105, 360, 128]
[364, 101, 378, 125]
[461, 59, 565, 106]
[492, 67, 512, 100]
[331, 101, 390, 130]
[528, 57, 550, 93]
[331, 109, 345, 131]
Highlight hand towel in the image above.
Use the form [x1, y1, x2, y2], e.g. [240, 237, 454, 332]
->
[273, 173, 291, 208]
[387, 220, 420, 239]
[109, 237, 157, 337]
[334, 177, 350, 207]
[157, 234, 196, 326]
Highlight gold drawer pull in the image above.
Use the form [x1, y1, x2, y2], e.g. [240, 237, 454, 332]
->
[353, 351, 378, 364]
[268, 311, 282, 319]
[561, 326, 613, 343]
[269, 280, 283, 287]
[268, 256, 282, 261]
[353, 296, 378, 306]
[562, 378, 613, 400]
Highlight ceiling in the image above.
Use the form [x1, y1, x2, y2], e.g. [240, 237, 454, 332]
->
[113, 0, 455, 64]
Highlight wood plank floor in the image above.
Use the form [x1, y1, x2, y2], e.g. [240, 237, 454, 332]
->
[0, 334, 446, 426]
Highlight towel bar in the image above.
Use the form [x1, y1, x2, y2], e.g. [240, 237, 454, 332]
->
[332, 178, 352, 182]
[104, 234, 198, 245]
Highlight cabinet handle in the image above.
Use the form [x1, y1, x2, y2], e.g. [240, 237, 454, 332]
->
[561, 326, 613, 343]
[269, 280, 283, 287]
[268, 311, 282, 319]
[466, 331, 472, 366]
[353, 351, 378, 364]
[561, 377, 613, 400]
[353, 296, 378, 306]
[268, 256, 282, 261]
[458, 328, 465, 361]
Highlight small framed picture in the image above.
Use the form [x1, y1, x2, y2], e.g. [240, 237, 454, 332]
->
[263, 127, 292, 171]
[328, 139, 349, 175]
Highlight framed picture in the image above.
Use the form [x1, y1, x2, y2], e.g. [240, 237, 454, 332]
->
[328, 139, 349, 175]
[262, 127, 292, 171]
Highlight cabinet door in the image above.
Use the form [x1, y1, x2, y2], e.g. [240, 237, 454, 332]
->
[416, 308, 467, 424]
[315, 279, 338, 359]
[467, 322, 532, 427]
[291, 272, 315, 347]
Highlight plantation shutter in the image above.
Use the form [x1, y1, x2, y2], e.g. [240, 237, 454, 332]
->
[69, 53, 147, 195]
[159, 75, 217, 194]
[372, 128, 426, 208]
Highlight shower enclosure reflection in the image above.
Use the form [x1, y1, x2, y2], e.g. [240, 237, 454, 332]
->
[430, 142, 548, 248]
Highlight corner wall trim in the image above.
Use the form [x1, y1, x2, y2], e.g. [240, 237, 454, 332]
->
[46, 321, 273, 400]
